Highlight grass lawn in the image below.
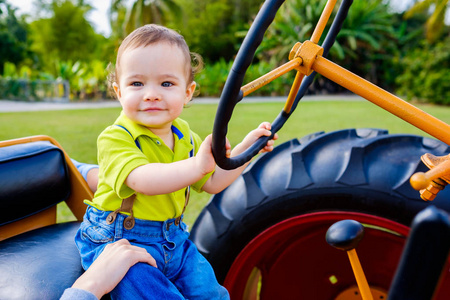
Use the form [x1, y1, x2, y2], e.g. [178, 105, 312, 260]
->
[2, 98, 450, 226]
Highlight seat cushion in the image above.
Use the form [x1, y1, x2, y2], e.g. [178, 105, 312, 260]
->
[0, 222, 83, 300]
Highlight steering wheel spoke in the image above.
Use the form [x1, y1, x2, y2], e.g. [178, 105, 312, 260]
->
[241, 58, 302, 98]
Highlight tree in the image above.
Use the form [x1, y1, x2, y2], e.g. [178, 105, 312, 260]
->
[28, 1, 105, 72]
[334, 0, 397, 86]
[0, 1, 30, 73]
[396, 36, 450, 104]
[110, 0, 182, 38]
[404, 0, 450, 43]
[172, 0, 262, 62]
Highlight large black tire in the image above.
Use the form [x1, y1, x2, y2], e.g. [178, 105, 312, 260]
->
[190, 128, 450, 298]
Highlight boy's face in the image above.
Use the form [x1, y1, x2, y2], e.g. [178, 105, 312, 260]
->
[113, 43, 196, 133]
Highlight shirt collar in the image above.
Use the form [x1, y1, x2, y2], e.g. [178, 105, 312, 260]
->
[115, 111, 189, 143]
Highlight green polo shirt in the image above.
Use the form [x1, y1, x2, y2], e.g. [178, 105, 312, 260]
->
[86, 111, 213, 221]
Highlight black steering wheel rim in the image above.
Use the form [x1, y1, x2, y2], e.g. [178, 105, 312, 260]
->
[212, 0, 353, 170]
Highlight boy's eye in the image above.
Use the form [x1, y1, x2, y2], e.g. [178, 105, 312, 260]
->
[162, 82, 173, 87]
[131, 82, 143, 86]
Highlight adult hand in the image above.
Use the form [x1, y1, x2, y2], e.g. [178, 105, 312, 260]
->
[72, 239, 157, 299]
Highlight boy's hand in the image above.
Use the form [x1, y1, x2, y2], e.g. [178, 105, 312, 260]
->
[234, 122, 278, 156]
[196, 134, 231, 175]
[201, 123, 277, 194]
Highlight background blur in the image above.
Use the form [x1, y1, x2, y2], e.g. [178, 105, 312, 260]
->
[1, 0, 449, 104]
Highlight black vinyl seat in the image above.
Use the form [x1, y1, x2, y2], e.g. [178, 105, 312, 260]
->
[0, 137, 93, 300]
[0, 222, 83, 299]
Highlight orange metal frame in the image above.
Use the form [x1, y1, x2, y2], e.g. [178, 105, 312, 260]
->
[0, 135, 93, 241]
[241, 35, 450, 148]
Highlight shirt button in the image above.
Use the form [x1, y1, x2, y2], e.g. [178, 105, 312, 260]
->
[156, 140, 161, 145]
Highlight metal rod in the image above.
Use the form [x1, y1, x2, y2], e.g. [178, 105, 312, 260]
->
[241, 58, 301, 97]
[311, 0, 338, 44]
[283, 71, 305, 113]
[347, 249, 374, 300]
[313, 56, 450, 145]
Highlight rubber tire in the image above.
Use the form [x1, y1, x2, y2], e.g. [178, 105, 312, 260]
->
[190, 128, 450, 283]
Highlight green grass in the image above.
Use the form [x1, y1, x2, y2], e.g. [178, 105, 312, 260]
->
[2, 99, 450, 226]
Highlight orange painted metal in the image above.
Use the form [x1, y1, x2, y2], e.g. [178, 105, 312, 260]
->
[283, 41, 324, 113]
[241, 58, 301, 97]
[410, 154, 450, 201]
[284, 71, 305, 113]
[347, 249, 374, 300]
[335, 285, 387, 300]
[291, 40, 324, 76]
[312, 56, 450, 146]
[311, 0, 338, 44]
[0, 206, 57, 241]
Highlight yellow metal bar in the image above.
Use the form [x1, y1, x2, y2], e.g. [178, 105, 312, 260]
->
[241, 58, 301, 97]
[311, 0, 337, 44]
[313, 56, 450, 145]
[347, 249, 374, 300]
[283, 71, 305, 113]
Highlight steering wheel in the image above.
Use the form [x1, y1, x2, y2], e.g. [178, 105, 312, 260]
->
[212, 0, 353, 170]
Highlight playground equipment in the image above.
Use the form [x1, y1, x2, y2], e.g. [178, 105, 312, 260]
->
[1, 0, 450, 299]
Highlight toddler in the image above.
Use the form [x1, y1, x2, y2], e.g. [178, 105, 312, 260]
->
[75, 24, 277, 299]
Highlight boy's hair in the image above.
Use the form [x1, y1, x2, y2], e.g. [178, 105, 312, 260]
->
[108, 24, 203, 97]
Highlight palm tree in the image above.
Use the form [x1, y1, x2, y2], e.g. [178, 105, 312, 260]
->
[110, 0, 182, 37]
[404, 0, 449, 43]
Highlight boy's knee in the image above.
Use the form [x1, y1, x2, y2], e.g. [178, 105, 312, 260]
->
[114, 264, 184, 299]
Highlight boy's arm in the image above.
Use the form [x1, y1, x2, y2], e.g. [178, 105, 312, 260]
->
[125, 135, 216, 195]
[202, 122, 277, 194]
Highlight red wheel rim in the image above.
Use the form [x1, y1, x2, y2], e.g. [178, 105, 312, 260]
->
[223, 211, 415, 299]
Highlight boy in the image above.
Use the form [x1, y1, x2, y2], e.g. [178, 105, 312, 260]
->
[75, 24, 277, 299]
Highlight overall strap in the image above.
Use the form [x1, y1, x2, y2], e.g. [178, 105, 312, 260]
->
[106, 195, 136, 230]
[175, 134, 194, 226]
[106, 125, 141, 229]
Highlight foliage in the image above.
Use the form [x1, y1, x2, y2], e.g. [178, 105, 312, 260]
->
[0, 60, 67, 101]
[196, 58, 295, 97]
[172, 0, 262, 62]
[0, 2, 30, 73]
[404, 0, 450, 43]
[110, 0, 182, 38]
[258, 0, 329, 64]
[1, 59, 108, 101]
[2, 0, 449, 104]
[395, 37, 450, 105]
[28, 1, 105, 68]
[255, 0, 400, 93]
[195, 58, 231, 97]
[334, 0, 397, 86]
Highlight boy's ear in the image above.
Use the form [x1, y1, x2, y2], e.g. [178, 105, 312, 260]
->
[113, 82, 121, 98]
[185, 81, 196, 105]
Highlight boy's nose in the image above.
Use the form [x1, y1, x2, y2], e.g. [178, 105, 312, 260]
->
[144, 88, 161, 101]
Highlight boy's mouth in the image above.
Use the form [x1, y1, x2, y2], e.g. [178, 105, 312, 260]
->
[142, 107, 163, 112]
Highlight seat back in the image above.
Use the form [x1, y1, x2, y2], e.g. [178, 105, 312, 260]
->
[0, 135, 93, 240]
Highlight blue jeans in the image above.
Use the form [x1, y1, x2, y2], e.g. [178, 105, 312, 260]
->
[75, 207, 230, 300]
